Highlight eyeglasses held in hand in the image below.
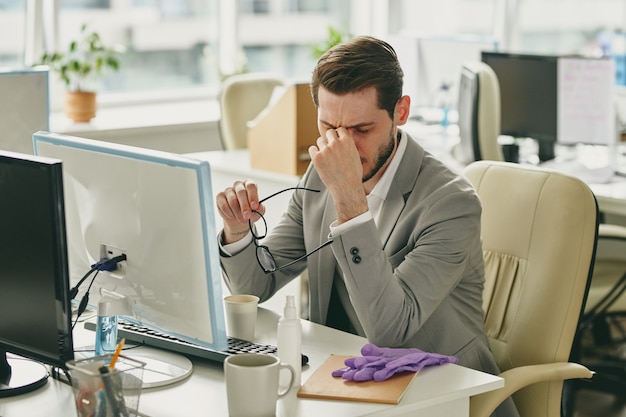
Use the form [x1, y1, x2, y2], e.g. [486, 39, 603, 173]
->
[249, 187, 333, 274]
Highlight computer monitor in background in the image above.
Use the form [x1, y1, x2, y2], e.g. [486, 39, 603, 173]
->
[481, 51, 559, 161]
[32, 131, 227, 355]
[390, 33, 498, 118]
[0, 150, 74, 397]
[481, 52, 615, 162]
[0, 68, 49, 154]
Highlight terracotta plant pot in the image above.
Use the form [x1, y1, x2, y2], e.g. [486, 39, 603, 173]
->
[65, 91, 97, 123]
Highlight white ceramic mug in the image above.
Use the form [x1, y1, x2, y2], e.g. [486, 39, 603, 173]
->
[224, 353, 295, 417]
[224, 294, 259, 341]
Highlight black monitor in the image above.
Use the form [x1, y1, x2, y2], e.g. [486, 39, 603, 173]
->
[481, 51, 559, 161]
[0, 150, 73, 397]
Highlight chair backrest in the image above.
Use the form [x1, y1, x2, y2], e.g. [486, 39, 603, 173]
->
[455, 61, 504, 164]
[464, 160, 598, 417]
[219, 73, 284, 150]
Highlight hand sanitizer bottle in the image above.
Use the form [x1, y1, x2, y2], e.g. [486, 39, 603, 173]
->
[95, 298, 118, 355]
[277, 294, 301, 389]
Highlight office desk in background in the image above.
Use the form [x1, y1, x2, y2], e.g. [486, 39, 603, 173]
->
[0, 308, 503, 417]
[189, 132, 626, 221]
[402, 120, 626, 220]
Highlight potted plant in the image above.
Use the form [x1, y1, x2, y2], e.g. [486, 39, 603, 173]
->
[311, 26, 352, 59]
[38, 24, 123, 123]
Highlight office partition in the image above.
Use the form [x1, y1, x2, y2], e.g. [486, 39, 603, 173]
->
[0, 67, 49, 154]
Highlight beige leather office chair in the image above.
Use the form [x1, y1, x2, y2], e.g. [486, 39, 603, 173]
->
[455, 62, 504, 164]
[219, 72, 284, 150]
[463, 161, 597, 417]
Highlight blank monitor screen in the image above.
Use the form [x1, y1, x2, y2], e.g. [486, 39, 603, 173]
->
[0, 150, 73, 396]
[33, 131, 227, 352]
[481, 51, 558, 160]
[481, 51, 558, 142]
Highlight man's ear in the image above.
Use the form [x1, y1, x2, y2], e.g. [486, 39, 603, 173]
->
[395, 95, 411, 126]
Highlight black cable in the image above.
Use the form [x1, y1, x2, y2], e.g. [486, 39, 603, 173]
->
[69, 266, 98, 300]
[69, 254, 127, 299]
[74, 342, 144, 354]
[71, 254, 127, 330]
[72, 269, 99, 331]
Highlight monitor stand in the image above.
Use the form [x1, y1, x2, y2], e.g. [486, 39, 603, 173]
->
[537, 138, 556, 162]
[0, 351, 49, 398]
[126, 347, 193, 388]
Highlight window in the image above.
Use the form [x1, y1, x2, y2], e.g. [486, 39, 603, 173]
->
[45, 0, 349, 107]
[514, 0, 625, 56]
[238, 0, 351, 80]
[393, 0, 496, 38]
[57, 0, 219, 98]
[18, 0, 626, 113]
[0, 0, 26, 68]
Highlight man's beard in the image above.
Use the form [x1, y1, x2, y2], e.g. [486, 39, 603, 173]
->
[362, 128, 397, 183]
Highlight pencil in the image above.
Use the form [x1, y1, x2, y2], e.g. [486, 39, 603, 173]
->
[109, 338, 125, 370]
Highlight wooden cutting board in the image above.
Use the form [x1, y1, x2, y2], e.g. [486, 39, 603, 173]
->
[297, 354, 418, 404]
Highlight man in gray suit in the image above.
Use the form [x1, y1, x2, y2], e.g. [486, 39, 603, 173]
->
[216, 36, 518, 417]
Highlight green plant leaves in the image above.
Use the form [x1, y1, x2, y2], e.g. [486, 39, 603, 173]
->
[36, 24, 122, 92]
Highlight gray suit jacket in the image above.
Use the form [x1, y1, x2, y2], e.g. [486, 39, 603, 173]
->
[221, 131, 498, 365]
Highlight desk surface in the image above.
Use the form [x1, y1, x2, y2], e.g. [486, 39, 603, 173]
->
[0, 308, 502, 417]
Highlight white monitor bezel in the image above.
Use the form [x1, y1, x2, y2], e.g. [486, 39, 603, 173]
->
[32, 130, 227, 351]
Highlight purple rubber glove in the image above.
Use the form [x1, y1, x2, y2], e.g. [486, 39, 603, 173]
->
[332, 343, 458, 382]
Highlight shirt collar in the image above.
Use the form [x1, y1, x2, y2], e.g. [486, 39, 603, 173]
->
[368, 129, 407, 201]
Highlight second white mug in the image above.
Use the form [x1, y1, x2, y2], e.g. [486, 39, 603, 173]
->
[224, 353, 295, 417]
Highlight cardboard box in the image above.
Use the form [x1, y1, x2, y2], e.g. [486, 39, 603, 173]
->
[248, 83, 319, 176]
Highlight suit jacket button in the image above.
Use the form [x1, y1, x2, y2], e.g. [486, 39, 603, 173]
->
[350, 247, 359, 255]
[352, 255, 361, 264]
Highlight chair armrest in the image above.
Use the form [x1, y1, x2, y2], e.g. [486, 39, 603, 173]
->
[599, 223, 626, 240]
[469, 362, 593, 417]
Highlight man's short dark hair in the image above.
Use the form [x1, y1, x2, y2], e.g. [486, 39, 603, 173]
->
[310, 36, 404, 120]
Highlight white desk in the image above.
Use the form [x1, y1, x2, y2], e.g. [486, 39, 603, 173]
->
[0, 308, 503, 417]
[590, 183, 626, 217]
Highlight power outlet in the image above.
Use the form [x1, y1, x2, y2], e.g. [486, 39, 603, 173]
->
[99, 243, 127, 278]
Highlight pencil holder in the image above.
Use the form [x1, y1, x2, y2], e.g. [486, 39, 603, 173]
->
[67, 354, 146, 417]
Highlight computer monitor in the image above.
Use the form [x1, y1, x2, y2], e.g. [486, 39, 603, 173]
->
[32, 131, 227, 355]
[481, 51, 559, 161]
[0, 150, 74, 397]
[482, 52, 616, 162]
[390, 34, 498, 114]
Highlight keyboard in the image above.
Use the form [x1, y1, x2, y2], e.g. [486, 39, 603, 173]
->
[84, 319, 309, 366]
